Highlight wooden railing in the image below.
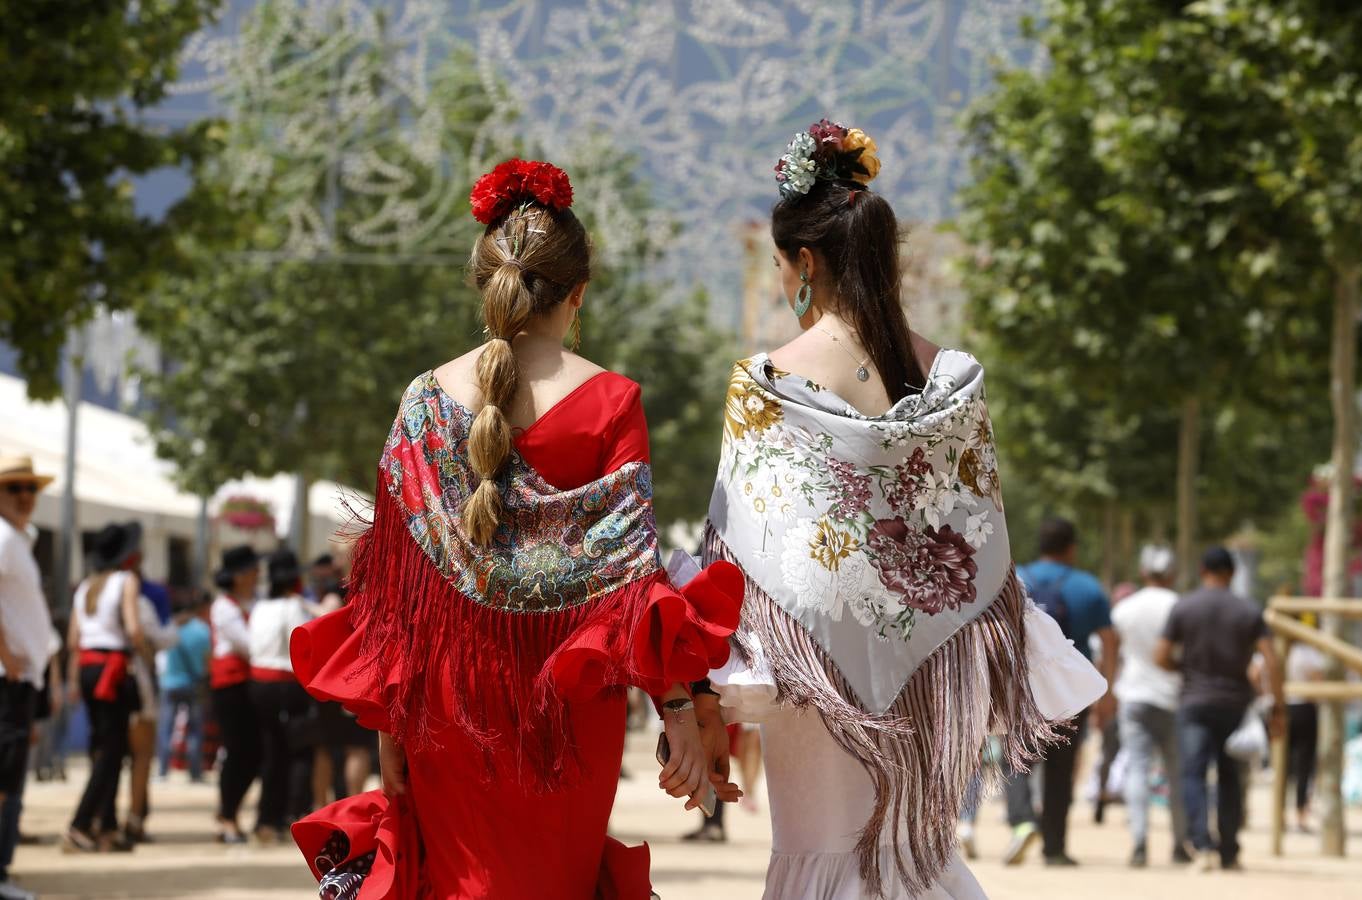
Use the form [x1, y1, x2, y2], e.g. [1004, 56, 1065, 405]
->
[1265, 597, 1362, 855]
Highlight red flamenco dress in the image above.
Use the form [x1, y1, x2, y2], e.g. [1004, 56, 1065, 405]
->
[290, 371, 741, 900]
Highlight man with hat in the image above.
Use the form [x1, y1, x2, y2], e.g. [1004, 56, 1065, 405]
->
[0, 456, 58, 899]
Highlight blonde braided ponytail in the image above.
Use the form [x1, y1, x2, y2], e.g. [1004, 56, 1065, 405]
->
[461, 203, 591, 545]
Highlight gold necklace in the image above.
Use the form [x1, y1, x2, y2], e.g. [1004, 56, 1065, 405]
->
[814, 322, 871, 382]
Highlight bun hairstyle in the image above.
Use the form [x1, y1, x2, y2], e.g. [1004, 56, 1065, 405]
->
[462, 160, 590, 545]
[772, 120, 926, 402]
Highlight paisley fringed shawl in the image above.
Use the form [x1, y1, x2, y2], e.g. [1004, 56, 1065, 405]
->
[293, 372, 738, 794]
[704, 352, 1059, 896]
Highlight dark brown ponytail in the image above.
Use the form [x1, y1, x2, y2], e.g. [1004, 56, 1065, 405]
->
[772, 179, 925, 401]
[461, 204, 591, 545]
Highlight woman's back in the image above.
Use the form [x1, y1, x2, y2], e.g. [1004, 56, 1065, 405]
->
[768, 327, 941, 418]
[433, 341, 648, 490]
[75, 572, 130, 650]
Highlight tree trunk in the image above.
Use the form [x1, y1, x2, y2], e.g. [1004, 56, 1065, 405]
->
[1176, 395, 1201, 589]
[1100, 498, 1117, 589]
[290, 472, 310, 556]
[1318, 263, 1359, 857]
[1118, 507, 1136, 585]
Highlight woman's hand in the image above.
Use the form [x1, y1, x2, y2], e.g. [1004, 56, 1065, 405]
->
[379, 731, 406, 797]
[695, 694, 743, 804]
[658, 702, 707, 809]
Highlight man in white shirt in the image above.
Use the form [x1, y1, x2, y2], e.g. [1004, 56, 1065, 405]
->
[0, 456, 58, 900]
[1111, 545, 1190, 868]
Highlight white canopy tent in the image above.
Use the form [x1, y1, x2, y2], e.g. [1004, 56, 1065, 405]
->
[1, 371, 359, 594]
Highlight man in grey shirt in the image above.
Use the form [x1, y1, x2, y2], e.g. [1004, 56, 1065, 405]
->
[1155, 547, 1284, 872]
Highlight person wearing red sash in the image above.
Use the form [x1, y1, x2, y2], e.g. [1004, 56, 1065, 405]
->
[248, 549, 317, 844]
[288, 160, 744, 899]
[209, 545, 261, 844]
[64, 522, 146, 853]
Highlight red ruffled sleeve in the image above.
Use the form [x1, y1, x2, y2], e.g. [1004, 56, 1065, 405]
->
[548, 561, 743, 702]
[291, 608, 397, 734]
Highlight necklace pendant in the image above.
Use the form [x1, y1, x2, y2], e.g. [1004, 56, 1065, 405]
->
[856, 365, 870, 382]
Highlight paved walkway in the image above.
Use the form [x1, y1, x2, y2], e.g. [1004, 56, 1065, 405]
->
[8, 732, 1359, 898]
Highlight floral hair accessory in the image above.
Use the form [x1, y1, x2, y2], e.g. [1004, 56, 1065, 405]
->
[774, 119, 881, 200]
[470, 159, 574, 225]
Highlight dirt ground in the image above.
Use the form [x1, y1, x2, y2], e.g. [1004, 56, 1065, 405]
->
[8, 730, 1359, 899]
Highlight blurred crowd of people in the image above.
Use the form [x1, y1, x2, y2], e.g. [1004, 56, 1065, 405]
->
[954, 517, 1310, 874]
[0, 454, 375, 900]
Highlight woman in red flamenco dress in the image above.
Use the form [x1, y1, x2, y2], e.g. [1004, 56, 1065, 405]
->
[288, 160, 742, 900]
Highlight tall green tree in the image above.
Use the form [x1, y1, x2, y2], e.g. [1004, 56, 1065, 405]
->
[0, 0, 223, 398]
[958, 0, 1333, 586]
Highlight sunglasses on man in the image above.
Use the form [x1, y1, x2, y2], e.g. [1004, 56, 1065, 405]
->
[4, 484, 39, 496]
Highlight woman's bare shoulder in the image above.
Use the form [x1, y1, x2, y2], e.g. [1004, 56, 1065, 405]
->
[430, 348, 486, 408]
[910, 331, 942, 374]
[765, 327, 822, 372]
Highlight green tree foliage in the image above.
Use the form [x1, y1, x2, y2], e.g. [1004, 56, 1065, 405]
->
[958, 0, 1346, 573]
[140, 3, 734, 527]
[0, 0, 223, 398]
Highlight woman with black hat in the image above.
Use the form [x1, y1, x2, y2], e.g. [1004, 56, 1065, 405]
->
[247, 549, 317, 844]
[64, 522, 146, 853]
[209, 545, 261, 844]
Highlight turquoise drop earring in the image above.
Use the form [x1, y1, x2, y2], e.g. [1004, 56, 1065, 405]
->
[794, 272, 813, 318]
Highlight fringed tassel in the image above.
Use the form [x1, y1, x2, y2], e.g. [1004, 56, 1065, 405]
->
[344, 481, 667, 793]
[703, 524, 1060, 897]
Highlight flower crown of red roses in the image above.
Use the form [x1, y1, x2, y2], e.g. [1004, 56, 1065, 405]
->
[469, 159, 574, 226]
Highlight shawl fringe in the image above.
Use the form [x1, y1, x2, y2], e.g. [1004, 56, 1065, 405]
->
[340, 482, 670, 792]
[703, 523, 1060, 897]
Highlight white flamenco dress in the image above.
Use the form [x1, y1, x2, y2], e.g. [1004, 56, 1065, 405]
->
[711, 601, 1106, 900]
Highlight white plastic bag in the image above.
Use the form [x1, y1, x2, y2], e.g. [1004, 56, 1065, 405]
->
[1224, 708, 1268, 761]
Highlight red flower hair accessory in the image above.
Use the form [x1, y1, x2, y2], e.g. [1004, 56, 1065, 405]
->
[469, 159, 574, 225]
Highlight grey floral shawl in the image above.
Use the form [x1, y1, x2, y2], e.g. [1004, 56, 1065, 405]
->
[703, 350, 1056, 896]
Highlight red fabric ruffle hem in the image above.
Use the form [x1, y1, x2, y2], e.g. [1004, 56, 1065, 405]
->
[292, 790, 650, 900]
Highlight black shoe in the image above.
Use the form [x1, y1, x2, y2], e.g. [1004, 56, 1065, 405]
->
[681, 824, 726, 843]
[1044, 854, 1080, 867]
[1172, 843, 1194, 864]
[1130, 844, 1147, 868]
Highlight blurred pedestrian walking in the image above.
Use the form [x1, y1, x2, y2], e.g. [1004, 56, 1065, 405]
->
[1284, 621, 1327, 833]
[306, 570, 374, 809]
[248, 549, 316, 845]
[1003, 516, 1116, 868]
[1111, 545, 1191, 867]
[64, 522, 146, 854]
[1155, 546, 1285, 872]
[125, 573, 178, 842]
[156, 595, 211, 783]
[0, 456, 60, 898]
[210, 545, 261, 845]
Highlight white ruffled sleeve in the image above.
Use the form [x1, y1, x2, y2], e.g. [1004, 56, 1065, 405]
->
[710, 633, 780, 723]
[1023, 599, 1108, 721]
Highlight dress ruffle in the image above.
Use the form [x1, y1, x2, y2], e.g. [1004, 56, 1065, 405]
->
[1020, 599, 1108, 721]
[292, 791, 651, 900]
[765, 847, 985, 900]
[539, 559, 744, 702]
[290, 608, 396, 734]
[291, 791, 420, 900]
